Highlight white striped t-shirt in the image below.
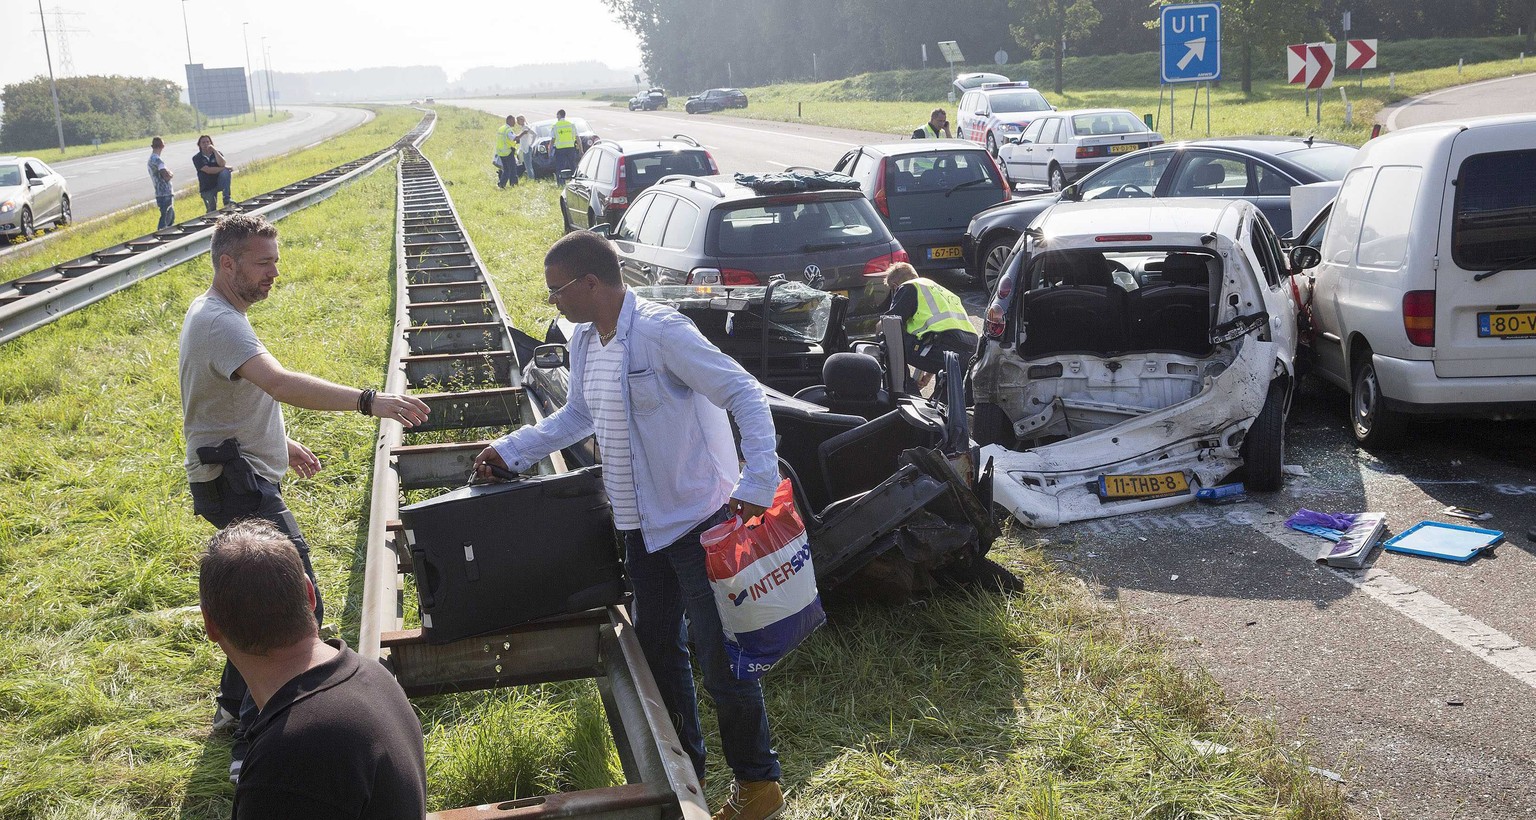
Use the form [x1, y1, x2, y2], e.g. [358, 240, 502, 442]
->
[584, 334, 640, 529]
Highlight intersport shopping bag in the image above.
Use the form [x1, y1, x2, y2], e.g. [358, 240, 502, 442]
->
[701, 480, 826, 680]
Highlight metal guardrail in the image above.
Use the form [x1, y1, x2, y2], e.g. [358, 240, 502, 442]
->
[364, 147, 709, 820]
[0, 111, 438, 344]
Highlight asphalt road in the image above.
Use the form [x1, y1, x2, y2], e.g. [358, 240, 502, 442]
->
[45, 105, 375, 225]
[467, 96, 1536, 817]
[1385, 71, 1536, 131]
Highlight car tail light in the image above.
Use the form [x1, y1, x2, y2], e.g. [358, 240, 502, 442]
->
[863, 249, 909, 276]
[986, 152, 1012, 199]
[985, 304, 1007, 338]
[688, 267, 758, 285]
[1402, 290, 1435, 347]
[611, 162, 629, 205]
[1076, 145, 1106, 158]
[873, 158, 890, 217]
[706, 153, 719, 173]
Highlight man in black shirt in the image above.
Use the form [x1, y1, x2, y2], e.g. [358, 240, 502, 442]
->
[194, 135, 235, 212]
[200, 519, 427, 819]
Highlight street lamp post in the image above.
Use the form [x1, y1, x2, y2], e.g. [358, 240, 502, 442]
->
[262, 38, 275, 117]
[243, 22, 256, 124]
[180, 0, 202, 132]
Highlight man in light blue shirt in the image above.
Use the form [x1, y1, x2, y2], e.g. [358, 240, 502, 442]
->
[472, 232, 786, 820]
[148, 136, 174, 229]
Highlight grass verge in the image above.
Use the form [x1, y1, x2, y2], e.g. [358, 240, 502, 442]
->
[0, 106, 419, 285]
[17, 111, 295, 166]
[421, 105, 1353, 818]
[706, 57, 1536, 146]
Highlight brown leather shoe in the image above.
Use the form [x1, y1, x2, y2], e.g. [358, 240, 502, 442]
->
[711, 780, 784, 820]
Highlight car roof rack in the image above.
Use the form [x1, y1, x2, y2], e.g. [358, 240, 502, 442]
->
[670, 134, 701, 147]
[658, 175, 726, 197]
[590, 138, 624, 154]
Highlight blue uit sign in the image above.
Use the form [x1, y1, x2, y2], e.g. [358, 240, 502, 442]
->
[1161, 2, 1221, 83]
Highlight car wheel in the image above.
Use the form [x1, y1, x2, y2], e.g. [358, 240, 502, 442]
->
[1241, 379, 1287, 492]
[971, 402, 1016, 449]
[587, 208, 599, 229]
[559, 200, 574, 234]
[986, 132, 999, 156]
[978, 231, 1018, 291]
[56, 195, 71, 227]
[1350, 346, 1407, 449]
[18, 207, 33, 239]
[1048, 165, 1066, 193]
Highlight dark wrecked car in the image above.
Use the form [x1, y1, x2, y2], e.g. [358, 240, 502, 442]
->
[519, 282, 1003, 599]
[629, 88, 669, 111]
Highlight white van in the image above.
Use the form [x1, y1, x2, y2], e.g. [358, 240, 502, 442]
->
[1292, 114, 1536, 448]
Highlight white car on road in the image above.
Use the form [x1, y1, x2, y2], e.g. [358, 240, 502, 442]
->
[0, 156, 70, 241]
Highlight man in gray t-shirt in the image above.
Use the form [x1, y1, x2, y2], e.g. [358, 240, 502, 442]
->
[179, 213, 429, 783]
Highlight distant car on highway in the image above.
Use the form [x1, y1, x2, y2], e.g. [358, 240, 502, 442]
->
[964, 136, 1358, 288]
[629, 88, 668, 111]
[685, 88, 748, 114]
[560, 135, 716, 232]
[527, 117, 600, 180]
[996, 108, 1164, 192]
[831, 139, 1010, 272]
[0, 156, 70, 242]
[955, 81, 1054, 157]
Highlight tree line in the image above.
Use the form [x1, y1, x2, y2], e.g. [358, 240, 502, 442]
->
[602, 0, 1536, 95]
[1, 75, 198, 152]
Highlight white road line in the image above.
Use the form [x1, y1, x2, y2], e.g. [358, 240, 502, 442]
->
[1253, 519, 1536, 690]
[765, 161, 789, 167]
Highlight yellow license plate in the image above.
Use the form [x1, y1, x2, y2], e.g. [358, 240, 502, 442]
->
[1478, 310, 1536, 338]
[1097, 471, 1190, 500]
[927, 245, 963, 260]
[1109, 143, 1140, 154]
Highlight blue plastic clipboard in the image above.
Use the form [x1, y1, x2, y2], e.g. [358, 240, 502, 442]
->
[1382, 521, 1502, 562]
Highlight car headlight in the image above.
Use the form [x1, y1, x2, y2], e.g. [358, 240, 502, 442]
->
[1000, 123, 1023, 133]
[0, 200, 17, 214]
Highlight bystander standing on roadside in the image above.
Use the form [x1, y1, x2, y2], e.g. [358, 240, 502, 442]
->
[511, 115, 535, 183]
[179, 213, 429, 783]
[199, 519, 427, 818]
[194, 135, 235, 212]
[148, 136, 175, 229]
[551, 109, 581, 179]
[471, 232, 787, 820]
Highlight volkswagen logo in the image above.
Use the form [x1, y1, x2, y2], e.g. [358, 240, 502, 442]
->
[803, 264, 823, 287]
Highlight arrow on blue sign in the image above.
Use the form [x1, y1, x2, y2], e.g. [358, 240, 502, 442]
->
[1161, 2, 1222, 83]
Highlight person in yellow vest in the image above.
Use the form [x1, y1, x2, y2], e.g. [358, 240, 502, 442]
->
[912, 108, 952, 139]
[495, 115, 519, 189]
[551, 109, 581, 180]
[884, 262, 977, 390]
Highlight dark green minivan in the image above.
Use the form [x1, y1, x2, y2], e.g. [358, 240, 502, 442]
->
[832, 140, 1011, 275]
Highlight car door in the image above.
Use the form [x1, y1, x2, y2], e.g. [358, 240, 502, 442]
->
[1003, 118, 1047, 184]
[1074, 149, 1175, 200]
[1250, 159, 1302, 235]
[25, 160, 60, 222]
[613, 193, 656, 284]
[619, 193, 680, 285]
[1030, 117, 1064, 184]
[1310, 166, 1375, 384]
[565, 150, 601, 223]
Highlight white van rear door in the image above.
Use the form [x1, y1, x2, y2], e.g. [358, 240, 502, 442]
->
[1437, 124, 1536, 378]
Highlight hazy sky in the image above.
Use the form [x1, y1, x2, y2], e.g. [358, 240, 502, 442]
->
[2, 0, 643, 90]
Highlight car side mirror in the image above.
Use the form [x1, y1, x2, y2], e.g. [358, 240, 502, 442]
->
[588, 223, 611, 238]
[28, 178, 43, 187]
[1012, 137, 1029, 145]
[533, 344, 569, 369]
[1289, 245, 1322, 271]
[1060, 182, 1081, 201]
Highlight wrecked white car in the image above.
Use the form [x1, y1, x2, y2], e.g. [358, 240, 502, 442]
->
[968, 198, 1297, 527]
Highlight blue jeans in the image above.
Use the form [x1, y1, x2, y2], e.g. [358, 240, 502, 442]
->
[189, 469, 322, 750]
[155, 195, 175, 229]
[200, 168, 233, 211]
[622, 506, 781, 783]
[497, 155, 518, 187]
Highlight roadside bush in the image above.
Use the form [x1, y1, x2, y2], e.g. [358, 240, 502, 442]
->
[1, 75, 197, 151]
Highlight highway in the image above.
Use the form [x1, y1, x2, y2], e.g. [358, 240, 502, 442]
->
[41, 105, 374, 225]
[451, 95, 1536, 819]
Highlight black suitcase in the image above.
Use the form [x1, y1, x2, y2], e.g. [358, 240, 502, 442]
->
[399, 466, 625, 644]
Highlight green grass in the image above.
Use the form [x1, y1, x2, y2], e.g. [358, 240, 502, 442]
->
[697, 53, 1536, 146]
[0, 107, 418, 285]
[17, 111, 295, 165]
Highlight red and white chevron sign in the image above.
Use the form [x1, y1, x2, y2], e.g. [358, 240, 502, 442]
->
[1308, 42, 1336, 88]
[1287, 44, 1309, 84]
[1346, 38, 1378, 70]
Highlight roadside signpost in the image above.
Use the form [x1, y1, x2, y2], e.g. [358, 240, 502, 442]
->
[939, 40, 964, 103]
[1288, 39, 1375, 123]
[1157, 2, 1221, 137]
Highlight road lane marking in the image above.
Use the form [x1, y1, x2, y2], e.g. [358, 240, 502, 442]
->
[1386, 73, 1536, 131]
[765, 161, 789, 167]
[1253, 520, 1536, 690]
